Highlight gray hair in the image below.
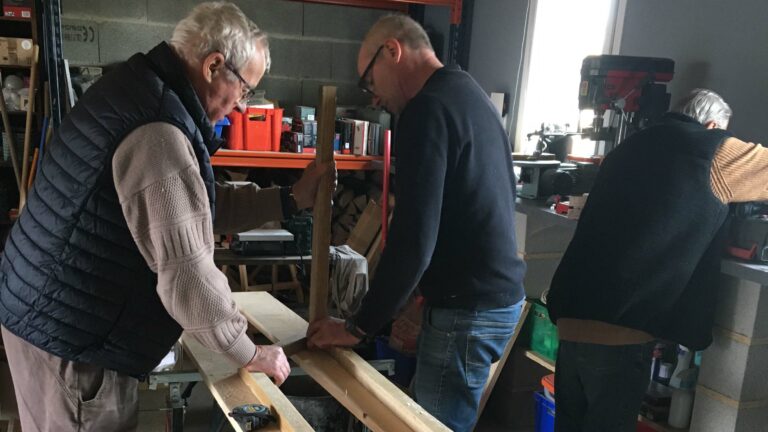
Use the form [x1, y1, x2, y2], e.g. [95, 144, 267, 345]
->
[364, 14, 433, 52]
[673, 88, 732, 128]
[170, 1, 271, 79]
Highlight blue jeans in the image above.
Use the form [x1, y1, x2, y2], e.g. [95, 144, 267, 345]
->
[555, 340, 655, 432]
[413, 299, 525, 431]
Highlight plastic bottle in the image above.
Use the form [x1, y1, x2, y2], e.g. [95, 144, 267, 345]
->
[657, 362, 673, 385]
[670, 345, 693, 388]
[668, 387, 695, 428]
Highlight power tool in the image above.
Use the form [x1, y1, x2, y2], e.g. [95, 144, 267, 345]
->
[579, 55, 674, 154]
[228, 404, 276, 430]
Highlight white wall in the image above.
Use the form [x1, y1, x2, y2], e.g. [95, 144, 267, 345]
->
[619, 0, 768, 142]
[467, 0, 530, 142]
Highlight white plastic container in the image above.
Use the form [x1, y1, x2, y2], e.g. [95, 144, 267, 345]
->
[668, 388, 694, 428]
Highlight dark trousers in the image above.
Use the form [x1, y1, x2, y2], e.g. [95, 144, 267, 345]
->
[554, 340, 655, 432]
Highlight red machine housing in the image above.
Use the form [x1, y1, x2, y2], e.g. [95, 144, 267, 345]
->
[579, 55, 674, 114]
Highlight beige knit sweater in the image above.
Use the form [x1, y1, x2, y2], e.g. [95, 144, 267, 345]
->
[112, 122, 283, 367]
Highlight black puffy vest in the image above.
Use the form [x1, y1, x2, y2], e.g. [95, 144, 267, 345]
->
[0, 42, 220, 376]
[547, 113, 731, 350]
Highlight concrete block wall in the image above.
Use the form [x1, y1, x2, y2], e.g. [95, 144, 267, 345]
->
[61, 0, 390, 111]
[697, 274, 768, 402]
[690, 272, 768, 431]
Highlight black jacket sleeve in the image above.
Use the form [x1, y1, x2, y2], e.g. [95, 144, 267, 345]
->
[354, 97, 449, 334]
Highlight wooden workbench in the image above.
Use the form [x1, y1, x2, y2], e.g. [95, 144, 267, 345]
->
[213, 249, 311, 266]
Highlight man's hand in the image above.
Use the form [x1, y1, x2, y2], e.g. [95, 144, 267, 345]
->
[244, 345, 291, 386]
[292, 160, 337, 209]
[307, 317, 361, 349]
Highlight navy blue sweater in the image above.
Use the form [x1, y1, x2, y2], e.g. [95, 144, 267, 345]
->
[355, 66, 527, 334]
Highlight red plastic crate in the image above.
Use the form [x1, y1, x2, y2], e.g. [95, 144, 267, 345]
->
[244, 108, 283, 151]
[225, 112, 244, 150]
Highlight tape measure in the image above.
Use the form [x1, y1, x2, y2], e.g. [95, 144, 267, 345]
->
[228, 404, 276, 430]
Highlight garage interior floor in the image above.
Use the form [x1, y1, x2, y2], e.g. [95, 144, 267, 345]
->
[136, 382, 532, 432]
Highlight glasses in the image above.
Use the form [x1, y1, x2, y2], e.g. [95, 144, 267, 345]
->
[224, 61, 258, 102]
[357, 45, 384, 95]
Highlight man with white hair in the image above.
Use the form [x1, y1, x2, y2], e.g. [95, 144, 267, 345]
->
[0, 3, 329, 430]
[307, 15, 527, 430]
[547, 88, 768, 431]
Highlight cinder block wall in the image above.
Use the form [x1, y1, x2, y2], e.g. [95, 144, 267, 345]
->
[61, 0, 390, 110]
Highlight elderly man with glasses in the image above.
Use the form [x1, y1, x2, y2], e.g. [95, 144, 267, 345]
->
[307, 15, 527, 431]
[0, 3, 331, 430]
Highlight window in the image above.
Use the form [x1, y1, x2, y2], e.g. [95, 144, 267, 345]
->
[515, 0, 626, 155]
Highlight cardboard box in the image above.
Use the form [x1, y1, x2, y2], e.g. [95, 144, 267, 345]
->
[3, 0, 32, 19]
[0, 38, 33, 66]
[18, 94, 30, 112]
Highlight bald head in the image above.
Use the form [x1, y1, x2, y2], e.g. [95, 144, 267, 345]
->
[357, 14, 442, 114]
[361, 15, 433, 57]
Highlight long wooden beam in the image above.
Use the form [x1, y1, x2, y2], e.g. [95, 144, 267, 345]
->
[181, 336, 312, 432]
[308, 86, 336, 322]
[233, 292, 450, 432]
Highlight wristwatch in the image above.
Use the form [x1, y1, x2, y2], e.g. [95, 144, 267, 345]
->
[344, 318, 367, 340]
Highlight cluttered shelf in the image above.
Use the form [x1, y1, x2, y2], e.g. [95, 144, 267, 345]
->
[211, 149, 384, 170]
[0, 16, 31, 23]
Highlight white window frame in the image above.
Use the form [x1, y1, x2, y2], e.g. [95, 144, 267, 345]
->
[512, 0, 627, 152]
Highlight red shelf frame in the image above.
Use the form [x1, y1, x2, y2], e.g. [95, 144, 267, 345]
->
[211, 150, 385, 170]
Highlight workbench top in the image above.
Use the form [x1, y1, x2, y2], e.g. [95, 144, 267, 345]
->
[720, 258, 768, 286]
[515, 197, 577, 223]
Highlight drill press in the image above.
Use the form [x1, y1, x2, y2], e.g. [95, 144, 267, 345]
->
[579, 55, 675, 154]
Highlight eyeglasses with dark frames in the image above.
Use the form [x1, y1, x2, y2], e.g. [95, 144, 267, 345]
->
[357, 45, 385, 95]
[224, 61, 258, 102]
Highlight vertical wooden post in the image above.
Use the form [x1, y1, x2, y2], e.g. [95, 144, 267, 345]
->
[309, 86, 336, 322]
[19, 44, 40, 211]
[381, 129, 391, 248]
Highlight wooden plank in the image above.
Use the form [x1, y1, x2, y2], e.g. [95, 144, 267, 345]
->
[234, 292, 450, 432]
[524, 350, 556, 372]
[476, 300, 532, 419]
[18, 44, 39, 210]
[327, 347, 448, 431]
[237, 369, 311, 432]
[365, 232, 383, 278]
[309, 86, 336, 322]
[346, 200, 382, 256]
[181, 336, 312, 432]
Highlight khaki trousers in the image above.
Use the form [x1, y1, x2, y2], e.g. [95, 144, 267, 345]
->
[1, 326, 139, 432]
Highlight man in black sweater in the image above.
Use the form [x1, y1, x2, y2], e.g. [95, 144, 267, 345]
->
[547, 89, 768, 431]
[307, 15, 527, 430]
